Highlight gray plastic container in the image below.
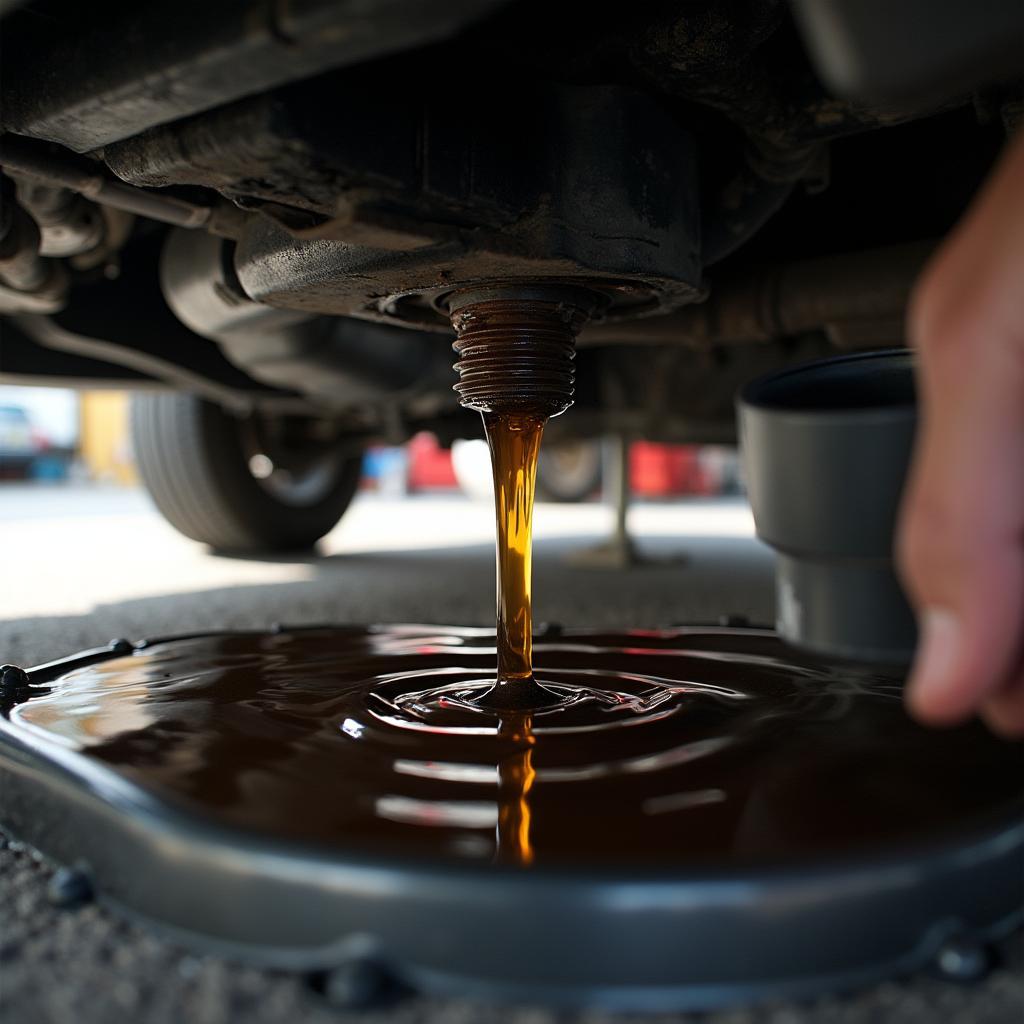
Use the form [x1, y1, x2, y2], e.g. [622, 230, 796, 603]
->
[738, 349, 918, 663]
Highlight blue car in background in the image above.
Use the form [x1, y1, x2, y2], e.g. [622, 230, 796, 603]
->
[0, 404, 39, 478]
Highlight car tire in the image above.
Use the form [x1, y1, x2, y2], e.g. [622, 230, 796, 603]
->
[130, 393, 363, 552]
[535, 440, 603, 503]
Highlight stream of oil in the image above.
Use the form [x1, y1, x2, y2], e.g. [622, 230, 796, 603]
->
[481, 411, 547, 702]
[479, 410, 553, 862]
[10, 626, 1023, 867]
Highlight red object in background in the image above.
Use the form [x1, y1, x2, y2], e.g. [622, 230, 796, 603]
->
[403, 434, 717, 497]
[406, 433, 459, 491]
[629, 442, 711, 497]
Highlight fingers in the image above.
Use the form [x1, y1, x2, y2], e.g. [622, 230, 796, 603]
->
[897, 341, 1024, 724]
[896, 132, 1024, 731]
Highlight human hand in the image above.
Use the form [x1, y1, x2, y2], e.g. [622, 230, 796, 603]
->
[897, 131, 1024, 735]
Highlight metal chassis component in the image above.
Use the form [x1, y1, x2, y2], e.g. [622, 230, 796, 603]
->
[0, 0, 512, 152]
[224, 83, 703, 330]
[582, 241, 934, 350]
[0, 135, 243, 235]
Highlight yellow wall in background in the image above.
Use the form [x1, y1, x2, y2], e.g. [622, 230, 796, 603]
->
[79, 391, 137, 485]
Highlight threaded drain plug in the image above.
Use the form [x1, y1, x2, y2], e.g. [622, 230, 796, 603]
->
[450, 285, 603, 417]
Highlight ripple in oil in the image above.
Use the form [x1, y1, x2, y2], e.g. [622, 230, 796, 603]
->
[10, 626, 1023, 868]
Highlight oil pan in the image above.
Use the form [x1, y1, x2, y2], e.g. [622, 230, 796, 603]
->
[1, 625, 1021, 1011]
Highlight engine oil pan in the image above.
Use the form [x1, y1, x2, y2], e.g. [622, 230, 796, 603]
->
[0, 625, 1021, 1011]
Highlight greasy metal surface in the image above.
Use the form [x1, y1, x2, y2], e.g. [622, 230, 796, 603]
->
[582, 242, 933, 349]
[0, 135, 229, 232]
[201, 83, 701, 327]
[159, 227, 454, 416]
[0, 0, 512, 152]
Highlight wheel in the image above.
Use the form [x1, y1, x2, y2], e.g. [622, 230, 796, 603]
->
[535, 439, 603, 503]
[130, 392, 363, 552]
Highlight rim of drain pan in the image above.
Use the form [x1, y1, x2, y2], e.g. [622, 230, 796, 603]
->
[1, 629, 1022, 1013]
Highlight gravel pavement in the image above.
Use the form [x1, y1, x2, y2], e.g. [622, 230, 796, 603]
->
[1, 485, 1021, 1024]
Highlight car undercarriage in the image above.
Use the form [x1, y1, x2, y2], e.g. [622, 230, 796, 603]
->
[1, 0, 1021, 548]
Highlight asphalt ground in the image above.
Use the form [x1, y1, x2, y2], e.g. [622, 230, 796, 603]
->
[1, 484, 1021, 1024]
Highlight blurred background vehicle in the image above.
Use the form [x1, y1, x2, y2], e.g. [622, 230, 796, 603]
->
[0, 384, 126, 483]
[0, 402, 38, 478]
[0, 385, 82, 480]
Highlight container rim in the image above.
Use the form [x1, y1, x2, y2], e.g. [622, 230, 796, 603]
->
[738, 348, 917, 419]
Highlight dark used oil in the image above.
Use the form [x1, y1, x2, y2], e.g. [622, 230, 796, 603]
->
[11, 626, 1023, 868]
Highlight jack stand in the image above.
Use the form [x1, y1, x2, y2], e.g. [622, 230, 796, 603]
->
[566, 435, 640, 568]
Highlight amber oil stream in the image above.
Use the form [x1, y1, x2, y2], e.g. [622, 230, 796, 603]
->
[479, 412, 550, 859]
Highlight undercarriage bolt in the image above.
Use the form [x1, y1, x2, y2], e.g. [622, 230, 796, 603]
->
[934, 934, 993, 983]
[310, 958, 400, 1010]
[47, 866, 94, 909]
[0, 664, 30, 692]
[449, 285, 603, 417]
